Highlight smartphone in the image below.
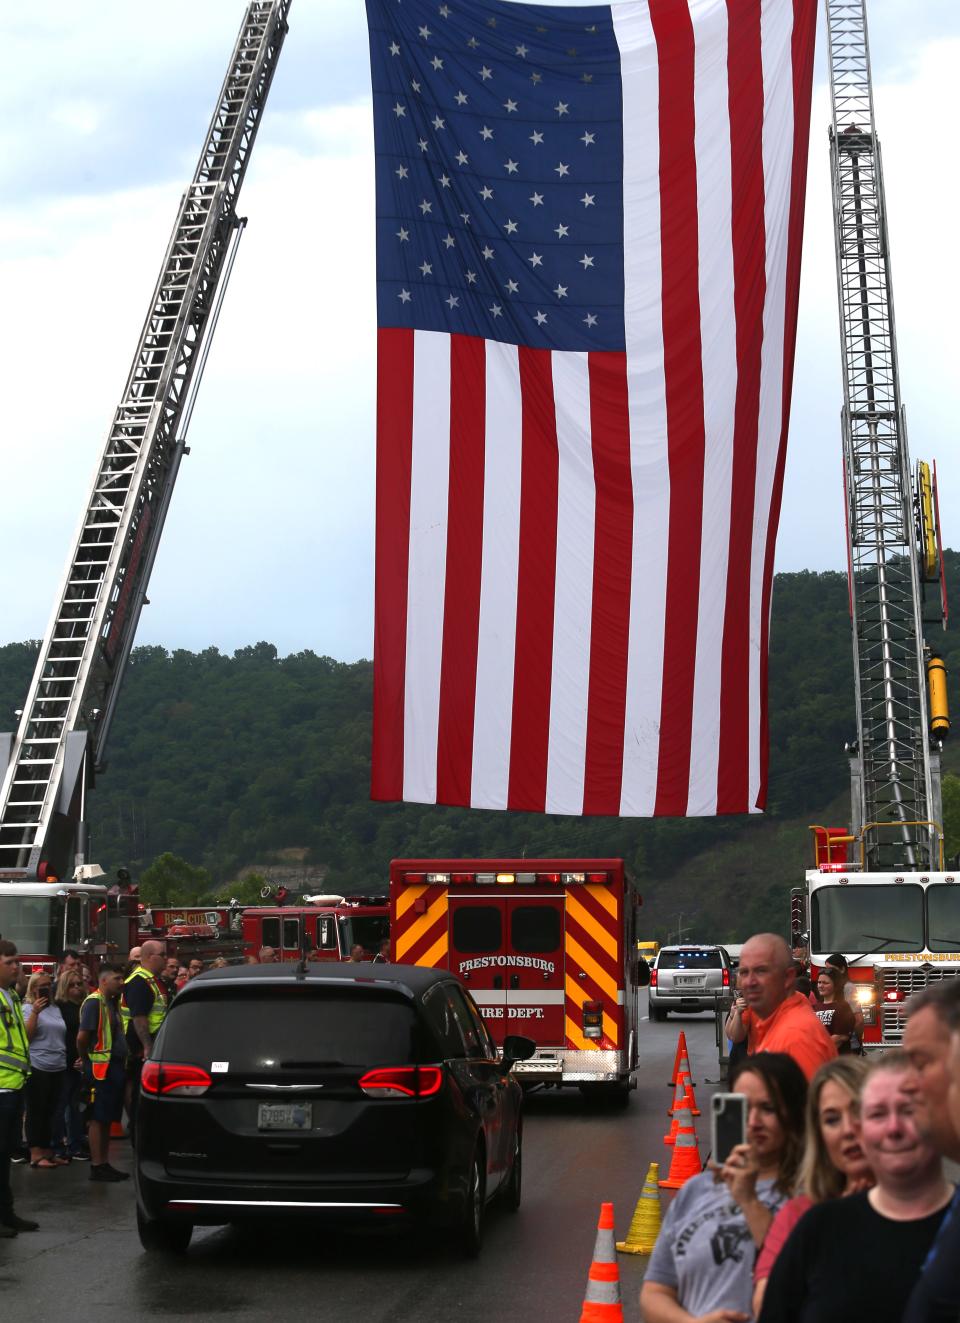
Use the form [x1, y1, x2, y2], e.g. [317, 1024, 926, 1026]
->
[711, 1093, 747, 1164]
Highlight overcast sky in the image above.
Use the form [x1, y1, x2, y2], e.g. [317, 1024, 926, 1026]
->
[2, 0, 957, 662]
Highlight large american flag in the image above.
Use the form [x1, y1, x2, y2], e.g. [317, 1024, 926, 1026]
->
[367, 0, 817, 816]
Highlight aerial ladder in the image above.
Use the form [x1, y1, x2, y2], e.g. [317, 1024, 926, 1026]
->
[0, 0, 290, 930]
[797, 0, 955, 1045]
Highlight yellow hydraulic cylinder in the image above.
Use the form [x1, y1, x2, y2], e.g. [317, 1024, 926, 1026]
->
[928, 655, 949, 740]
[918, 462, 938, 580]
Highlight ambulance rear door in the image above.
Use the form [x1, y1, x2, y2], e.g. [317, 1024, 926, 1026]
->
[447, 896, 507, 1043]
[504, 895, 565, 1044]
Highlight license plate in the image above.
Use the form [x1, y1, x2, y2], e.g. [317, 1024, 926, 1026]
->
[257, 1102, 313, 1131]
[675, 976, 705, 987]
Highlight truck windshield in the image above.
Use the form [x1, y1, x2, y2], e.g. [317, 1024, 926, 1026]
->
[811, 885, 924, 954]
[0, 896, 59, 955]
[926, 886, 960, 952]
[339, 915, 390, 956]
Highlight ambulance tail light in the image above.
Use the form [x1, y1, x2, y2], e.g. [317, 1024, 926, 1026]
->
[141, 1062, 211, 1097]
[582, 1000, 604, 1040]
[537, 872, 561, 884]
[562, 872, 586, 884]
[403, 873, 425, 885]
[586, 871, 609, 884]
[451, 873, 473, 885]
[358, 1066, 444, 1099]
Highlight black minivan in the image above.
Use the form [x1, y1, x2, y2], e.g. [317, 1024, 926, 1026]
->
[134, 963, 535, 1255]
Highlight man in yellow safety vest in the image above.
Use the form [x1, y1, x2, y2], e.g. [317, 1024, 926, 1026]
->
[0, 940, 38, 1236]
[121, 940, 168, 1140]
[78, 961, 129, 1183]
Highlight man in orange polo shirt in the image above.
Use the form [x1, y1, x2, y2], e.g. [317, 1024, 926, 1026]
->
[725, 933, 837, 1081]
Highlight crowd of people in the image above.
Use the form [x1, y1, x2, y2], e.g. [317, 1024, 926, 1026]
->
[0, 935, 221, 1236]
[5, 925, 960, 1322]
[641, 933, 960, 1323]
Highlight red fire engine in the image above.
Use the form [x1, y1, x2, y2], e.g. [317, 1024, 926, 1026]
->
[242, 895, 390, 963]
[139, 905, 244, 965]
[0, 870, 139, 978]
[388, 858, 647, 1101]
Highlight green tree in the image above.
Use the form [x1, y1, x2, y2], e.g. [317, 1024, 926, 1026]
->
[942, 774, 960, 864]
[140, 852, 213, 906]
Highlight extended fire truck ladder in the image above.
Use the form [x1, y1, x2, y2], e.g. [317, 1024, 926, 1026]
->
[0, 1, 290, 880]
[826, 1, 945, 870]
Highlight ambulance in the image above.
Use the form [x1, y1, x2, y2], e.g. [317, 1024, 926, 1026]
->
[388, 858, 647, 1101]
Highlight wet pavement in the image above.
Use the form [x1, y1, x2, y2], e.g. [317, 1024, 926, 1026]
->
[3, 998, 724, 1321]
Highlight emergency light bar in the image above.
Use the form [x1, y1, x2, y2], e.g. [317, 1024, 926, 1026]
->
[401, 870, 611, 886]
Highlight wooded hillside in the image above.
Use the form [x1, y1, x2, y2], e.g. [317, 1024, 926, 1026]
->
[2, 553, 958, 941]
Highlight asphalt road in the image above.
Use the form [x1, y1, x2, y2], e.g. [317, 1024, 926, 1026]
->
[3, 998, 725, 1321]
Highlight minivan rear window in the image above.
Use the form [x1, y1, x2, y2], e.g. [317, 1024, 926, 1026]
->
[158, 989, 422, 1070]
[658, 950, 722, 969]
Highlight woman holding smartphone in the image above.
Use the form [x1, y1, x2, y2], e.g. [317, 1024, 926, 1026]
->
[640, 1053, 807, 1323]
[23, 971, 69, 1169]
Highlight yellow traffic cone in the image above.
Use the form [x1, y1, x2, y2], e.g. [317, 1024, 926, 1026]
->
[616, 1162, 662, 1255]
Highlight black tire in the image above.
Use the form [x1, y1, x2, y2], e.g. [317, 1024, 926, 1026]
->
[503, 1129, 522, 1212]
[650, 1004, 668, 1023]
[137, 1204, 192, 1254]
[457, 1147, 485, 1257]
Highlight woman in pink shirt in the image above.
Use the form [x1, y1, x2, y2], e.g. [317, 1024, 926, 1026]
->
[753, 1055, 872, 1315]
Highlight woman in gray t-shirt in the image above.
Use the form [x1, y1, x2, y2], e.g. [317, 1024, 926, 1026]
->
[641, 1054, 808, 1323]
[24, 971, 68, 1168]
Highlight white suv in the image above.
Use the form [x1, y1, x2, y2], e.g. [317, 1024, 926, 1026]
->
[648, 944, 731, 1020]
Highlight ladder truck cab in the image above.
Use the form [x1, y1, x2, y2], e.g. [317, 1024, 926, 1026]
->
[795, 3, 957, 1047]
[241, 896, 390, 963]
[0, 865, 138, 979]
[389, 859, 647, 1102]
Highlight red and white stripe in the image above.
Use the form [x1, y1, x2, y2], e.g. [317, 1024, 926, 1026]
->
[371, 0, 817, 817]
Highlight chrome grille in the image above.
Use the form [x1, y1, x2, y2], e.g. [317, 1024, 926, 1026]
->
[879, 965, 959, 1043]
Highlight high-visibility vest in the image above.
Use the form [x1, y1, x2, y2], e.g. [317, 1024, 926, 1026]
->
[121, 967, 167, 1037]
[0, 989, 30, 1090]
[80, 991, 116, 1081]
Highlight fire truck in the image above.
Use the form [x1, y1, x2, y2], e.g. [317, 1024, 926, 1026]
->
[140, 905, 244, 965]
[0, 4, 289, 969]
[790, 3, 958, 1046]
[0, 868, 139, 978]
[242, 895, 390, 963]
[388, 859, 646, 1102]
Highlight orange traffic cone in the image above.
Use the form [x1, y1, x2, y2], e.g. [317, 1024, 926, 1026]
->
[580, 1202, 624, 1322]
[667, 1031, 688, 1087]
[674, 1044, 697, 1089]
[659, 1115, 703, 1189]
[678, 1074, 701, 1117]
[664, 1083, 691, 1145]
[667, 1074, 687, 1116]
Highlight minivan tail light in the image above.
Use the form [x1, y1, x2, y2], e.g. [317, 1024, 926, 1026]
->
[141, 1061, 212, 1097]
[358, 1065, 443, 1099]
